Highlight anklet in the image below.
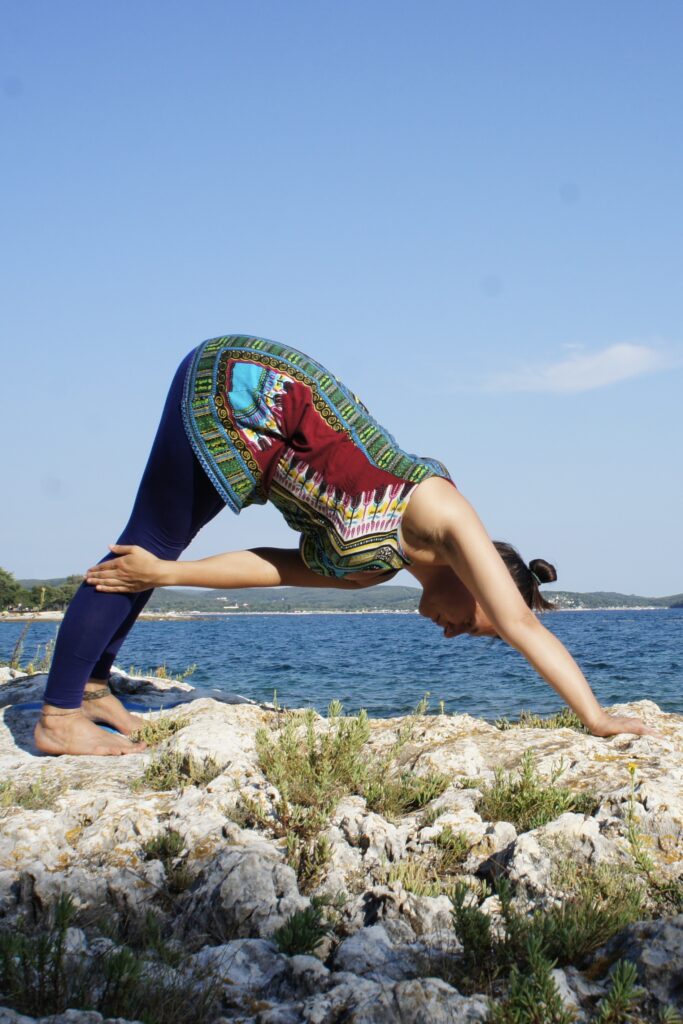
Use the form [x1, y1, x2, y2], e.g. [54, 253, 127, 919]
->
[82, 685, 111, 702]
[40, 708, 83, 717]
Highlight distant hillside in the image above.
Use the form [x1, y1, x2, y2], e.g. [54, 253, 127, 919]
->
[544, 590, 683, 610]
[16, 578, 683, 613]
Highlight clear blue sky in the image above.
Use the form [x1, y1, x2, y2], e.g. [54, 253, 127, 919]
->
[2, 1, 681, 595]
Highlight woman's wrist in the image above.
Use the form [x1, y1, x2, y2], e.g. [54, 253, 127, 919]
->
[155, 560, 179, 587]
[582, 707, 608, 734]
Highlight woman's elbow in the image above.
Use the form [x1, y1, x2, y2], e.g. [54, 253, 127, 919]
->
[495, 608, 539, 646]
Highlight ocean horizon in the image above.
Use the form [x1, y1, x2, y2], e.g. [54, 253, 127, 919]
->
[2, 608, 681, 722]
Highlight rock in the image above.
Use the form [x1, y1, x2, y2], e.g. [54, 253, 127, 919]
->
[192, 937, 291, 994]
[184, 846, 309, 939]
[288, 954, 331, 994]
[468, 820, 518, 874]
[336, 807, 405, 863]
[64, 926, 88, 954]
[298, 975, 489, 1023]
[109, 668, 195, 699]
[0, 692, 682, 1023]
[550, 968, 584, 1017]
[332, 923, 423, 981]
[506, 812, 627, 900]
[317, 824, 364, 894]
[344, 884, 456, 943]
[596, 914, 683, 1009]
[0, 1010, 36, 1024]
[506, 833, 553, 897]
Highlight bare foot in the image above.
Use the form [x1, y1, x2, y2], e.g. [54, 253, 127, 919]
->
[81, 681, 147, 736]
[34, 708, 147, 757]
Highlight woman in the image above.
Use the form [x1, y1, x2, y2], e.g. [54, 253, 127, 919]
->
[36, 335, 659, 756]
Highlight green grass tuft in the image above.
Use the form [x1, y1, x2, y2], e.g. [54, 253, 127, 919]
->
[0, 894, 220, 1024]
[135, 749, 224, 792]
[130, 715, 190, 746]
[475, 750, 598, 832]
[236, 698, 449, 891]
[273, 902, 331, 955]
[495, 707, 588, 733]
[0, 772, 63, 812]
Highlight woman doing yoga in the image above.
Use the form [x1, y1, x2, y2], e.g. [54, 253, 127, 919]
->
[35, 335, 660, 756]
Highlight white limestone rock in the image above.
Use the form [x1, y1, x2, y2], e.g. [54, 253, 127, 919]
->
[295, 975, 489, 1023]
[507, 812, 627, 899]
[332, 923, 423, 981]
[184, 846, 309, 939]
[191, 937, 291, 994]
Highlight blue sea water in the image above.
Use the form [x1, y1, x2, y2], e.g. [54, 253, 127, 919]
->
[2, 609, 682, 721]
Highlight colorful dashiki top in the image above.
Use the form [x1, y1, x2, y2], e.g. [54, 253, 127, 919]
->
[182, 336, 452, 579]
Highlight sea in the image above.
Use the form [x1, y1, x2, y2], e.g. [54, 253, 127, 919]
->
[1, 609, 681, 721]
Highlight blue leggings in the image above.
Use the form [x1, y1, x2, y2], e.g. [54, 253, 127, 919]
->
[42, 350, 226, 708]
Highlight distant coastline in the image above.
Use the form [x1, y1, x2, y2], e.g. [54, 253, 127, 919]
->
[0, 604, 675, 624]
[3, 578, 681, 621]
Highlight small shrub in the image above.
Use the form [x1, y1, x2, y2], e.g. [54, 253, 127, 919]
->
[459, 776, 481, 790]
[434, 826, 470, 872]
[142, 828, 185, 863]
[286, 833, 332, 894]
[365, 769, 450, 817]
[421, 804, 443, 826]
[127, 663, 197, 683]
[593, 959, 646, 1024]
[476, 751, 598, 832]
[387, 858, 452, 898]
[135, 750, 224, 792]
[23, 638, 56, 675]
[447, 870, 646, 999]
[273, 903, 331, 955]
[551, 858, 646, 920]
[0, 772, 62, 812]
[488, 932, 575, 1024]
[255, 704, 370, 815]
[0, 894, 221, 1023]
[495, 708, 588, 733]
[130, 715, 190, 747]
[141, 828, 196, 897]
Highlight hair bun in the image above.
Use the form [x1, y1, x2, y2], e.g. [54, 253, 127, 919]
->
[529, 558, 557, 585]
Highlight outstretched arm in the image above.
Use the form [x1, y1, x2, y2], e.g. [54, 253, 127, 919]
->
[403, 478, 661, 739]
[85, 545, 368, 592]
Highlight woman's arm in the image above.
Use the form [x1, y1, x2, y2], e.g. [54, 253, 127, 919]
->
[403, 478, 661, 738]
[85, 545, 367, 592]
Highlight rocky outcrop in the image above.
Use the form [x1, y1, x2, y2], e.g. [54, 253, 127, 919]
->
[1, 670, 682, 1023]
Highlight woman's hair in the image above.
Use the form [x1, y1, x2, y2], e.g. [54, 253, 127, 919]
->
[493, 541, 558, 611]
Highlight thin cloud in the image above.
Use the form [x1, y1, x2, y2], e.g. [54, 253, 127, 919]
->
[485, 343, 679, 394]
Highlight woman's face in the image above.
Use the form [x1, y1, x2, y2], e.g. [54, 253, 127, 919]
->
[418, 565, 498, 639]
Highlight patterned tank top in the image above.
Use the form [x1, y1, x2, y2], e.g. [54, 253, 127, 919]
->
[182, 336, 452, 579]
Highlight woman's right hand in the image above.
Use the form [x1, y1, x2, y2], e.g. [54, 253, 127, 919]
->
[85, 544, 169, 592]
[588, 712, 664, 740]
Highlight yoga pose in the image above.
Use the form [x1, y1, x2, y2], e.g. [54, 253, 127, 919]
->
[36, 335, 659, 756]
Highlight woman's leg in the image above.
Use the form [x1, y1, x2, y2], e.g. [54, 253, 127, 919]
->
[36, 351, 225, 754]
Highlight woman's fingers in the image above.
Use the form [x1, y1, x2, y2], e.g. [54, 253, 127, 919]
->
[592, 714, 664, 739]
[84, 544, 161, 592]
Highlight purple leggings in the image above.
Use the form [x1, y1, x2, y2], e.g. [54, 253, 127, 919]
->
[42, 350, 226, 708]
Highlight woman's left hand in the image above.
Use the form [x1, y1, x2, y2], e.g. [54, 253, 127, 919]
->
[589, 713, 664, 739]
[85, 544, 168, 592]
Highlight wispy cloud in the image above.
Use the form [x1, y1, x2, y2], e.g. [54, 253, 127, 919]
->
[484, 343, 680, 394]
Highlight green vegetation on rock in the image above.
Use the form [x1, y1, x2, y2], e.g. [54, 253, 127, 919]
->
[475, 751, 599, 832]
[235, 697, 448, 891]
[134, 749, 224, 792]
[0, 894, 220, 1024]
